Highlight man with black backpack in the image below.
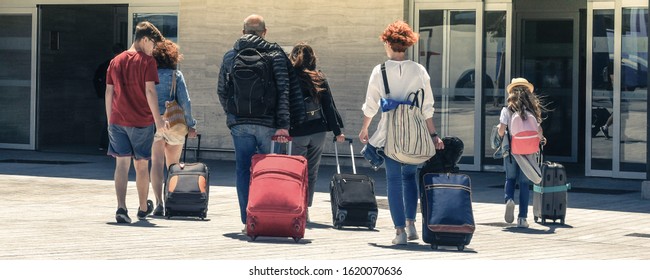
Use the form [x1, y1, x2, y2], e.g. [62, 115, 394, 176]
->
[217, 14, 304, 232]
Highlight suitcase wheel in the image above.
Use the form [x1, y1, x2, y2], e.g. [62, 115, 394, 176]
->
[337, 211, 347, 223]
[457, 245, 465, 251]
[293, 237, 301, 243]
[534, 216, 538, 223]
[367, 213, 377, 230]
[249, 235, 257, 241]
[560, 218, 565, 225]
[431, 244, 438, 250]
[333, 223, 342, 230]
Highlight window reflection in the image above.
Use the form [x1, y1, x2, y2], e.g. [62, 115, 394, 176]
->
[483, 11, 507, 165]
[620, 8, 647, 172]
[133, 13, 178, 42]
[591, 10, 614, 170]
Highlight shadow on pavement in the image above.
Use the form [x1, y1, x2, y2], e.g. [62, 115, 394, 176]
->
[223, 233, 313, 245]
[105, 220, 165, 228]
[1, 149, 646, 214]
[368, 242, 478, 253]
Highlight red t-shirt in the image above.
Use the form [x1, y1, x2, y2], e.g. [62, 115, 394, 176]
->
[106, 50, 159, 127]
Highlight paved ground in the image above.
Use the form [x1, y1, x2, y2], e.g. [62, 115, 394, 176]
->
[0, 149, 648, 278]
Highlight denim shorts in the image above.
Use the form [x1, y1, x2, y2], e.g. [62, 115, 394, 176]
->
[108, 124, 155, 160]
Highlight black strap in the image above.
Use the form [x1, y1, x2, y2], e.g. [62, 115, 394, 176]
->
[380, 63, 390, 96]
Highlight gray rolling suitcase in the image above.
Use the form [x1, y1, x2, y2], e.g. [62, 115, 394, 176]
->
[330, 138, 378, 230]
[533, 161, 570, 225]
[164, 162, 210, 219]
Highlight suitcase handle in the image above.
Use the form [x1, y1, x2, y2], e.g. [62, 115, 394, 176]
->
[333, 137, 356, 175]
[270, 135, 293, 155]
[182, 133, 202, 163]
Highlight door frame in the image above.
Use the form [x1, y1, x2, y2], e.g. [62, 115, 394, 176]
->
[515, 11, 580, 163]
[411, 1, 484, 171]
[0, 8, 37, 150]
[586, 0, 647, 179]
[482, 2, 513, 172]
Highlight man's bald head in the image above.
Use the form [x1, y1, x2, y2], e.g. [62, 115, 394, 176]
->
[243, 14, 267, 37]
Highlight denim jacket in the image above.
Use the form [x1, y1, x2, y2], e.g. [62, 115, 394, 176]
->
[493, 129, 510, 159]
[156, 69, 197, 129]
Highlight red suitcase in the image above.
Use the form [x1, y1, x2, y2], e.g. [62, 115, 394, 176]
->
[245, 137, 308, 242]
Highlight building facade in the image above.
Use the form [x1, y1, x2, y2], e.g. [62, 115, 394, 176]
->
[0, 0, 647, 180]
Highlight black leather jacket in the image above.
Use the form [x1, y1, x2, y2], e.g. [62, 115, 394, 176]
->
[217, 34, 305, 129]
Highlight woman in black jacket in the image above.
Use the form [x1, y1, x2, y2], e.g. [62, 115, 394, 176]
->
[289, 43, 345, 222]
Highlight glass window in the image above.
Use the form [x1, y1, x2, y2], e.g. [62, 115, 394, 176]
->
[133, 13, 178, 42]
[591, 9, 614, 170]
[620, 8, 647, 172]
[419, 10, 477, 165]
[483, 11, 507, 165]
[0, 15, 32, 144]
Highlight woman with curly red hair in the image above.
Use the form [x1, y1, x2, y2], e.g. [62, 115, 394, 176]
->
[150, 39, 198, 216]
[359, 21, 444, 245]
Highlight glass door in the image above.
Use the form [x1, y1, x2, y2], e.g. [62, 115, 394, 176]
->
[415, 2, 482, 170]
[482, 3, 512, 170]
[129, 6, 178, 43]
[587, 1, 647, 179]
[516, 13, 579, 162]
[0, 9, 36, 149]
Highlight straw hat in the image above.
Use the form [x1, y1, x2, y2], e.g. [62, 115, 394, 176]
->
[507, 77, 534, 93]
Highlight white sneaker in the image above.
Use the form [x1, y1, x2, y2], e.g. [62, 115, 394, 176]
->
[517, 217, 529, 228]
[406, 223, 419, 240]
[505, 199, 515, 223]
[392, 231, 407, 245]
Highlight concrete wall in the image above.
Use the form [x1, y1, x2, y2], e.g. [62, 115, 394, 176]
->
[179, 0, 405, 161]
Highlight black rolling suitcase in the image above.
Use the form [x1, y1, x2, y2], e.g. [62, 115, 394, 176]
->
[533, 161, 570, 225]
[420, 173, 475, 251]
[418, 136, 464, 188]
[164, 135, 210, 219]
[330, 137, 378, 230]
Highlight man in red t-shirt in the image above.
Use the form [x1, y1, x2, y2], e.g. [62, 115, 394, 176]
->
[105, 21, 167, 223]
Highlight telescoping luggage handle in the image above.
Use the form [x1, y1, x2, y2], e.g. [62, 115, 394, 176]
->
[270, 135, 293, 155]
[333, 137, 356, 175]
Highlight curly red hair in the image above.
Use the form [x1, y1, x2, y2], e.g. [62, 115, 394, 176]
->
[380, 20, 419, 52]
[153, 39, 183, 69]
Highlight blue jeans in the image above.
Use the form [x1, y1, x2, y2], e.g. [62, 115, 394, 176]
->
[231, 124, 276, 224]
[384, 156, 418, 228]
[504, 156, 530, 218]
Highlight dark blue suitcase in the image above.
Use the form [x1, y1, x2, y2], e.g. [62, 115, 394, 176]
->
[420, 173, 475, 251]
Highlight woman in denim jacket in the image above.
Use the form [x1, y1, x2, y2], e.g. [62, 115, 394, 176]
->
[150, 39, 198, 216]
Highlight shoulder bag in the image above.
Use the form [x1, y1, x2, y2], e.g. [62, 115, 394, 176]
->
[162, 70, 189, 140]
[380, 63, 436, 165]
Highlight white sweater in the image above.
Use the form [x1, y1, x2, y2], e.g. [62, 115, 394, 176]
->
[362, 60, 435, 148]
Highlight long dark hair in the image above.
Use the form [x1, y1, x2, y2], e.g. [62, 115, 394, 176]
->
[289, 43, 325, 102]
[507, 86, 546, 122]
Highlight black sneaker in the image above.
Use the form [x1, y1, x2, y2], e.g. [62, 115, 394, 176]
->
[115, 208, 131, 224]
[137, 200, 154, 220]
[152, 204, 164, 217]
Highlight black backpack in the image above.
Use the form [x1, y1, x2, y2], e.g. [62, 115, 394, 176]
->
[227, 48, 276, 117]
[303, 95, 324, 122]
